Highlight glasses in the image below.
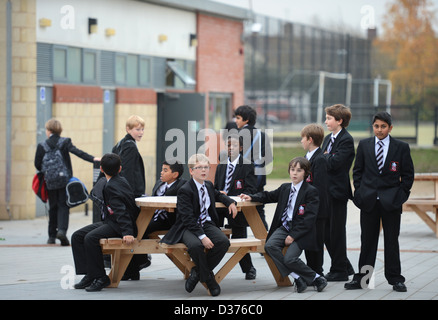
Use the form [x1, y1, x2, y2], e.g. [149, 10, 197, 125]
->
[192, 166, 210, 171]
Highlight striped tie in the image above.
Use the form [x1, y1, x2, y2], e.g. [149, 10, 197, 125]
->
[281, 186, 296, 232]
[154, 185, 169, 221]
[224, 163, 234, 193]
[376, 140, 384, 173]
[327, 136, 335, 153]
[198, 185, 208, 226]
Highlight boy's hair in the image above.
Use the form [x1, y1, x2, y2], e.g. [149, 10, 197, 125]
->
[163, 158, 184, 178]
[234, 105, 257, 126]
[126, 115, 145, 130]
[325, 104, 352, 128]
[301, 123, 324, 147]
[227, 133, 244, 148]
[288, 157, 311, 178]
[188, 153, 210, 169]
[45, 118, 63, 135]
[372, 111, 392, 127]
[101, 153, 121, 177]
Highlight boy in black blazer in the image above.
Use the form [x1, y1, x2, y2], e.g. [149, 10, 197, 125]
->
[301, 124, 329, 275]
[345, 112, 414, 292]
[71, 153, 140, 292]
[122, 159, 186, 280]
[214, 134, 258, 279]
[321, 104, 355, 281]
[161, 154, 237, 296]
[240, 157, 327, 293]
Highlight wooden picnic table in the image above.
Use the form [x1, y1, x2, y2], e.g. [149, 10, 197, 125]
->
[403, 173, 438, 237]
[100, 196, 292, 288]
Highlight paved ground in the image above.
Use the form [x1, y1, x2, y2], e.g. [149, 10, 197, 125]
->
[0, 179, 437, 302]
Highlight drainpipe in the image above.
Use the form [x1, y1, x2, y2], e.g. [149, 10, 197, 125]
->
[6, 0, 12, 219]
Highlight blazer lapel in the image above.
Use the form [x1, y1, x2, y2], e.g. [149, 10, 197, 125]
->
[383, 136, 397, 173]
[292, 183, 307, 217]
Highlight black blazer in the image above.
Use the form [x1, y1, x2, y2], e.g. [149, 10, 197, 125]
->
[321, 128, 355, 200]
[250, 182, 319, 251]
[103, 174, 140, 237]
[34, 134, 95, 177]
[353, 136, 414, 212]
[306, 148, 329, 219]
[161, 179, 236, 244]
[113, 134, 145, 198]
[214, 156, 257, 197]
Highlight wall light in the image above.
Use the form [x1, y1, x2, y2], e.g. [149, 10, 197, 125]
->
[158, 34, 168, 43]
[39, 18, 52, 28]
[88, 18, 98, 34]
[189, 33, 198, 47]
[105, 28, 116, 37]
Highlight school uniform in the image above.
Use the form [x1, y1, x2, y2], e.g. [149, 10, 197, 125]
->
[71, 174, 139, 280]
[161, 179, 235, 283]
[304, 148, 329, 275]
[251, 181, 320, 285]
[123, 178, 187, 278]
[349, 135, 414, 286]
[214, 154, 257, 274]
[321, 128, 355, 279]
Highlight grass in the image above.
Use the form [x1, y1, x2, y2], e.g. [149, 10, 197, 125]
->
[268, 145, 438, 179]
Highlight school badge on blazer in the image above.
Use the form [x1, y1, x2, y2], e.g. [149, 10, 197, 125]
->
[306, 173, 313, 183]
[390, 161, 399, 172]
[235, 180, 243, 190]
[298, 204, 306, 215]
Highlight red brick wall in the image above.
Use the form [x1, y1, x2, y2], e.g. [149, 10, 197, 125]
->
[196, 13, 245, 120]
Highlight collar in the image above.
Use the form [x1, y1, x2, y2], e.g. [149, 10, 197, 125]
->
[291, 180, 303, 193]
[306, 147, 319, 160]
[228, 154, 240, 167]
[375, 135, 390, 145]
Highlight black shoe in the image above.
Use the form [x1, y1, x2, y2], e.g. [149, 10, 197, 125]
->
[294, 277, 307, 293]
[56, 230, 70, 246]
[344, 279, 363, 290]
[245, 267, 257, 280]
[47, 237, 56, 244]
[205, 274, 221, 297]
[138, 254, 152, 270]
[393, 282, 407, 292]
[185, 267, 200, 293]
[74, 275, 94, 289]
[312, 276, 328, 292]
[121, 271, 140, 281]
[85, 275, 111, 292]
[325, 271, 348, 282]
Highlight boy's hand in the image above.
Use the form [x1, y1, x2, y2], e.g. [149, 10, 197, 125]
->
[201, 236, 214, 249]
[123, 235, 135, 245]
[228, 203, 238, 218]
[239, 194, 252, 201]
[285, 235, 294, 246]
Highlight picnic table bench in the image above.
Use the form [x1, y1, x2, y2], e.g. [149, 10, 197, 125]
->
[100, 196, 291, 288]
[403, 173, 438, 237]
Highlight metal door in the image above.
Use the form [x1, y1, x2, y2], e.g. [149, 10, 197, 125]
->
[156, 92, 205, 180]
[102, 89, 116, 154]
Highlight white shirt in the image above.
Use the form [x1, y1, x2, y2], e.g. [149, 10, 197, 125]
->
[223, 155, 239, 191]
[157, 180, 175, 196]
[375, 135, 390, 167]
[306, 147, 319, 161]
[286, 180, 303, 222]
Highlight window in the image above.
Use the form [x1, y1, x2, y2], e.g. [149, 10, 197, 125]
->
[83, 50, 97, 83]
[126, 54, 138, 87]
[53, 47, 67, 80]
[67, 47, 81, 83]
[166, 59, 196, 89]
[139, 56, 151, 86]
[115, 54, 126, 84]
[209, 93, 232, 131]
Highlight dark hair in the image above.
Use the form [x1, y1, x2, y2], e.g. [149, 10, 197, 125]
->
[100, 153, 121, 177]
[325, 104, 352, 128]
[163, 159, 184, 178]
[288, 157, 311, 178]
[227, 133, 244, 147]
[372, 111, 392, 127]
[234, 105, 257, 126]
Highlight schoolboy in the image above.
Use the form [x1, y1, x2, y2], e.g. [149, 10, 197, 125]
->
[122, 159, 186, 280]
[321, 104, 355, 281]
[161, 154, 237, 296]
[214, 134, 258, 279]
[300, 124, 329, 275]
[345, 112, 414, 292]
[234, 105, 272, 230]
[240, 157, 327, 293]
[71, 153, 139, 292]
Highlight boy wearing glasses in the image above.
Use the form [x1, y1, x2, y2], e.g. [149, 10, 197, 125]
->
[161, 154, 237, 296]
[345, 112, 414, 292]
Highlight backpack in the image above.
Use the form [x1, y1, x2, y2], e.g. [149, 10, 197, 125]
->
[41, 137, 70, 190]
[32, 172, 48, 203]
[66, 177, 89, 207]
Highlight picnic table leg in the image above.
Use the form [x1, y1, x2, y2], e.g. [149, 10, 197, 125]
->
[136, 207, 155, 241]
[107, 252, 134, 288]
[165, 248, 195, 279]
[215, 247, 251, 284]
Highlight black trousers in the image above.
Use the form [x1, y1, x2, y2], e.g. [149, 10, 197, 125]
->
[355, 201, 404, 285]
[71, 222, 120, 279]
[324, 197, 353, 274]
[48, 188, 69, 237]
[305, 217, 326, 275]
[182, 222, 230, 282]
